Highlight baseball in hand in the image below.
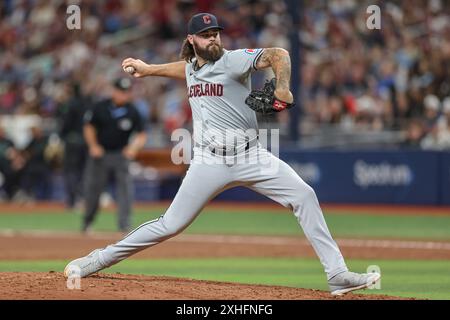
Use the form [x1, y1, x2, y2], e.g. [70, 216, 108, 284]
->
[124, 66, 136, 74]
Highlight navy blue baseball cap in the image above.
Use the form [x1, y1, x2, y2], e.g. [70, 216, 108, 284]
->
[113, 77, 132, 91]
[188, 13, 224, 35]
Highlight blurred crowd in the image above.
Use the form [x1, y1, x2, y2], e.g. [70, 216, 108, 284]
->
[0, 124, 54, 202]
[1, 0, 449, 142]
[0, 0, 450, 201]
[0, 0, 288, 201]
[300, 0, 450, 150]
[0, 0, 286, 136]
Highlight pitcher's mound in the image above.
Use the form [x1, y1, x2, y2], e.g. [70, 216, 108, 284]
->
[0, 272, 408, 300]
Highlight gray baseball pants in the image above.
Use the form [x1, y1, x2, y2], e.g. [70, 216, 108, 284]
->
[98, 144, 348, 280]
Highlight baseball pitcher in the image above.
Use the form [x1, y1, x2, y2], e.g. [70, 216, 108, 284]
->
[65, 13, 380, 296]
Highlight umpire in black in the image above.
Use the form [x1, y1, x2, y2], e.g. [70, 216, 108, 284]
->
[82, 77, 147, 233]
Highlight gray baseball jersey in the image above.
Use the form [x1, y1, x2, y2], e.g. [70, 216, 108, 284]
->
[185, 48, 263, 147]
[95, 48, 349, 281]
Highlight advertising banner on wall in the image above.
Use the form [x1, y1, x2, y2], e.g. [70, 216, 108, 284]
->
[439, 152, 450, 206]
[281, 150, 440, 205]
[217, 150, 441, 205]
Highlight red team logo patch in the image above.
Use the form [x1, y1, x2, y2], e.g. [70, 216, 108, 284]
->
[245, 49, 257, 55]
[203, 15, 211, 24]
[273, 99, 287, 111]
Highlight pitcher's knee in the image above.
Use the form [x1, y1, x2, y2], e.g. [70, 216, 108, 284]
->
[294, 185, 318, 207]
[162, 220, 187, 238]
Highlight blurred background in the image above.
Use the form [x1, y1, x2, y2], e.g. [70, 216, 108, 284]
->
[0, 0, 449, 206]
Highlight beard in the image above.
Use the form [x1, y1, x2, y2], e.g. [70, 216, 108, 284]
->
[193, 40, 224, 62]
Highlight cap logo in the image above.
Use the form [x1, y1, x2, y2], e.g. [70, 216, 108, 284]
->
[203, 15, 211, 24]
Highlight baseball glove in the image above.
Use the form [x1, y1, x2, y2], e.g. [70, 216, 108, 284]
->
[245, 78, 294, 115]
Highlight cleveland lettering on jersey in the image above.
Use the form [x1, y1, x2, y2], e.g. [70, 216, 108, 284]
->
[188, 83, 224, 98]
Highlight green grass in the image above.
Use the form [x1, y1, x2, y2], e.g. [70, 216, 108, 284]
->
[1, 258, 449, 300]
[1, 208, 450, 240]
[1, 206, 449, 300]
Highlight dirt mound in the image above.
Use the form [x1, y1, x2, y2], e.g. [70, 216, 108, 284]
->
[0, 272, 408, 300]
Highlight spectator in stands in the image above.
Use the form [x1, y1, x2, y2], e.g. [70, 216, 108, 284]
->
[20, 125, 51, 202]
[421, 122, 450, 150]
[440, 98, 450, 150]
[437, 97, 450, 130]
[422, 97, 450, 150]
[423, 94, 441, 132]
[400, 118, 426, 149]
[0, 126, 25, 201]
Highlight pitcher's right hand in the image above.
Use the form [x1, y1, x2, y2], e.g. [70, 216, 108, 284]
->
[122, 58, 150, 78]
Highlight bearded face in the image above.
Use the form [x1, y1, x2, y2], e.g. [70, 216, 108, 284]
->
[192, 30, 224, 62]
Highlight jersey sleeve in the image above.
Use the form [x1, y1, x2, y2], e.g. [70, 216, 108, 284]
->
[185, 61, 192, 80]
[225, 48, 265, 77]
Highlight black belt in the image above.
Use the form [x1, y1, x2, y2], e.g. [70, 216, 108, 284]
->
[195, 137, 258, 156]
